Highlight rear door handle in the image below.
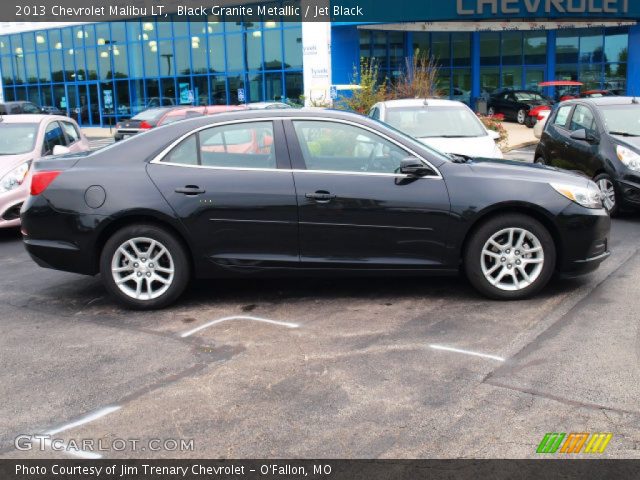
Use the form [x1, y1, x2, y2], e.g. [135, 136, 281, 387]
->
[305, 191, 336, 203]
[175, 185, 205, 195]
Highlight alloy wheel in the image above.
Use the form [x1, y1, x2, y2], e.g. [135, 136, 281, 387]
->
[597, 178, 616, 212]
[481, 227, 544, 292]
[111, 237, 175, 301]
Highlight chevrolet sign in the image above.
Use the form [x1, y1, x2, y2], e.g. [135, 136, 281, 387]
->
[456, 0, 630, 15]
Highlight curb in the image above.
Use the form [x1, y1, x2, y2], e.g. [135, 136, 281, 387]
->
[502, 140, 539, 153]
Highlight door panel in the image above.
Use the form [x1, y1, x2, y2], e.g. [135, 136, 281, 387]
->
[147, 120, 299, 271]
[286, 119, 451, 269]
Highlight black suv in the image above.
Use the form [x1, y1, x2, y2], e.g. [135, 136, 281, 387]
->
[535, 97, 640, 215]
[0, 101, 43, 115]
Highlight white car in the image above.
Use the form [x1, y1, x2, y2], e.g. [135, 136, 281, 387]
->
[534, 109, 551, 139]
[369, 99, 503, 159]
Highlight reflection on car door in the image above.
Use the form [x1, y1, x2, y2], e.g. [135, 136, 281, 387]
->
[565, 104, 600, 176]
[284, 119, 452, 269]
[147, 120, 300, 270]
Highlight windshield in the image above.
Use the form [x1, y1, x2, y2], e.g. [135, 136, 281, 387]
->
[0, 123, 38, 154]
[384, 106, 487, 138]
[600, 105, 640, 136]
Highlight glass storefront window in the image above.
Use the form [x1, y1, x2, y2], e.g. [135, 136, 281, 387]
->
[35, 31, 48, 52]
[128, 43, 144, 78]
[265, 71, 283, 100]
[1, 56, 13, 85]
[480, 66, 499, 95]
[112, 44, 128, 78]
[372, 32, 387, 68]
[88, 47, 100, 80]
[191, 35, 207, 74]
[130, 79, 145, 115]
[111, 23, 127, 44]
[173, 21, 189, 38]
[0, 37, 10, 55]
[283, 28, 302, 69]
[174, 38, 190, 75]
[13, 54, 25, 84]
[452, 33, 470, 67]
[158, 40, 175, 76]
[115, 80, 131, 116]
[525, 68, 545, 91]
[389, 32, 404, 72]
[192, 76, 209, 104]
[248, 72, 264, 101]
[605, 63, 626, 91]
[524, 32, 546, 64]
[412, 32, 429, 56]
[605, 30, 628, 63]
[285, 71, 303, 104]
[480, 33, 500, 66]
[556, 64, 578, 81]
[22, 32, 35, 53]
[246, 30, 263, 71]
[501, 66, 522, 89]
[157, 21, 173, 39]
[211, 76, 227, 104]
[208, 35, 226, 72]
[161, 78, 176, 102]
[359, 31, 371, 59]
[206, 17, 224, 35]
[502, 32, 522, 65]
[264, 29, 283, 70]
[556, 32, 579, 63]
[37, 51, 51, 82]
[431, 33, 450, 67]
[96, 24, 110, 47]
[74, 49, 87, 81]
[226, 34, 244, 71]
[143, 40, 159, 77]
[580, 30, 604, 63]
[228, 75, 245, 103]
[580, 64, 602, 90]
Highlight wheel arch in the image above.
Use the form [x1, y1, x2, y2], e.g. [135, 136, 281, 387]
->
[459, 203, 563, 271]
[94, 211, 195, 276]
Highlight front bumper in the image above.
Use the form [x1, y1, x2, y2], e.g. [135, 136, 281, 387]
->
[556, 203, 611, 276]
[615, 174, 640, 208]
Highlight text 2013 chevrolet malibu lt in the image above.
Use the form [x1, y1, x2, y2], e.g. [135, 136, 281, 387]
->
[21, 110, 610, 309]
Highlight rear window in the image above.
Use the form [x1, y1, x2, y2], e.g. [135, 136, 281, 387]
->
[132, 108, 169, 121]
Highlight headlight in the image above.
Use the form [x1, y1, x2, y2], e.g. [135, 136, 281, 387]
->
[0, 161, 31, 194]
[616, 145, 640, 171]
[551, 182, 603, 209]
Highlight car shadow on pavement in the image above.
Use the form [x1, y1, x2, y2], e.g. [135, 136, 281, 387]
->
[0, 227, 21, 243]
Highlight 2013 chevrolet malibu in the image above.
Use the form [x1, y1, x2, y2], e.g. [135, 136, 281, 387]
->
[21, 110, 611, 309]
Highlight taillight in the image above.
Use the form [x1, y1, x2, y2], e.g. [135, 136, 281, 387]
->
[139, 121, 152, 129]
[31, 170, 61, 196]
[115, 123, 121, 129]
[537, 113, 548, 121]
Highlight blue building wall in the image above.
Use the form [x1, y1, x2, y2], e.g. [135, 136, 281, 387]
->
[331, 25, 360, 86]
[628, 25, 640, 97]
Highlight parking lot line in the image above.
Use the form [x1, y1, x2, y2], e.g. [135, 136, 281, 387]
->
[45, 406, 121, 435]
[180, 315, 300, 338]
[429, 344, 505, 362]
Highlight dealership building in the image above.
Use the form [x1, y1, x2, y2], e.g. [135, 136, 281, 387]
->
[0, 0, 639, 126]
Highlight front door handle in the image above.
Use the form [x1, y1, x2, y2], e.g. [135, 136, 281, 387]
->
[175, 185, 205, 195]
[305, 191, 336, 203]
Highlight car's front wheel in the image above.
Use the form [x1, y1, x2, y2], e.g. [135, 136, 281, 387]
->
[465, 214, 556, 300]
[594, 173, 618, 216]
[100, 224, 190, 309]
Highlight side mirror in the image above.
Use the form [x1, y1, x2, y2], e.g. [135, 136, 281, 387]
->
[399, 157, 433, 176]
[570, 129, 599, 144]
[52, 145, 71, 156]
[488, 130, 500, 141]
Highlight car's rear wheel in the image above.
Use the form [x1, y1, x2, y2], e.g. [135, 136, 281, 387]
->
[594, 173, 618, 216]
[465, 214, 556, 300]
[487, 106, 496, 116]
[534, 156, 546, 165]
[100, 224, 190, 309]
[516, 109, 527, 125]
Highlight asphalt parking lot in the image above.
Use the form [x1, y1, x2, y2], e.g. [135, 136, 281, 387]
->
[1, 144, 639, 459]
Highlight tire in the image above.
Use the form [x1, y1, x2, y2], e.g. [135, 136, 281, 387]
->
[487, 106, 496, 116]
[100, 224, 190, 309]
[534, 156, 546, 165]
[525, 116, 536, 128]
[516, 109, 527, 125]
[464, 214, 556, 300]
[594, 173, 619, 216]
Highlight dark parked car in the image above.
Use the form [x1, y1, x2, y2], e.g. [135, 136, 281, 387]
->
[40, 106, 66, 115]
[488, 90, 553, 126]
[535, 97, 640, 216]
[0, 101, 43, 115]
[21, 110, 610, 309]
[113, 107, 182, 141]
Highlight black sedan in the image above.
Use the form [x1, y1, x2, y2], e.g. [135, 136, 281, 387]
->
[488, 90, 553, 126]
[535, 97, 640, 216]
[21, 110, 610, 309]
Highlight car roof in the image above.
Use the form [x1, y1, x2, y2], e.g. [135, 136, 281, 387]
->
[379, 98, 467, 108]
[0, 114, 51, 123]
[564, 96, 640, 107]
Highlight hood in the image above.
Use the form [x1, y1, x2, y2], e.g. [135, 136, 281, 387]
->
[610, 134, 640, 151]
[0, 153, 33, 175]
[467, 158, 590, 187]
[418, 136, 503, 159]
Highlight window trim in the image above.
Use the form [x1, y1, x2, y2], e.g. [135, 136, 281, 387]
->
[150, 117, 443, 180]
